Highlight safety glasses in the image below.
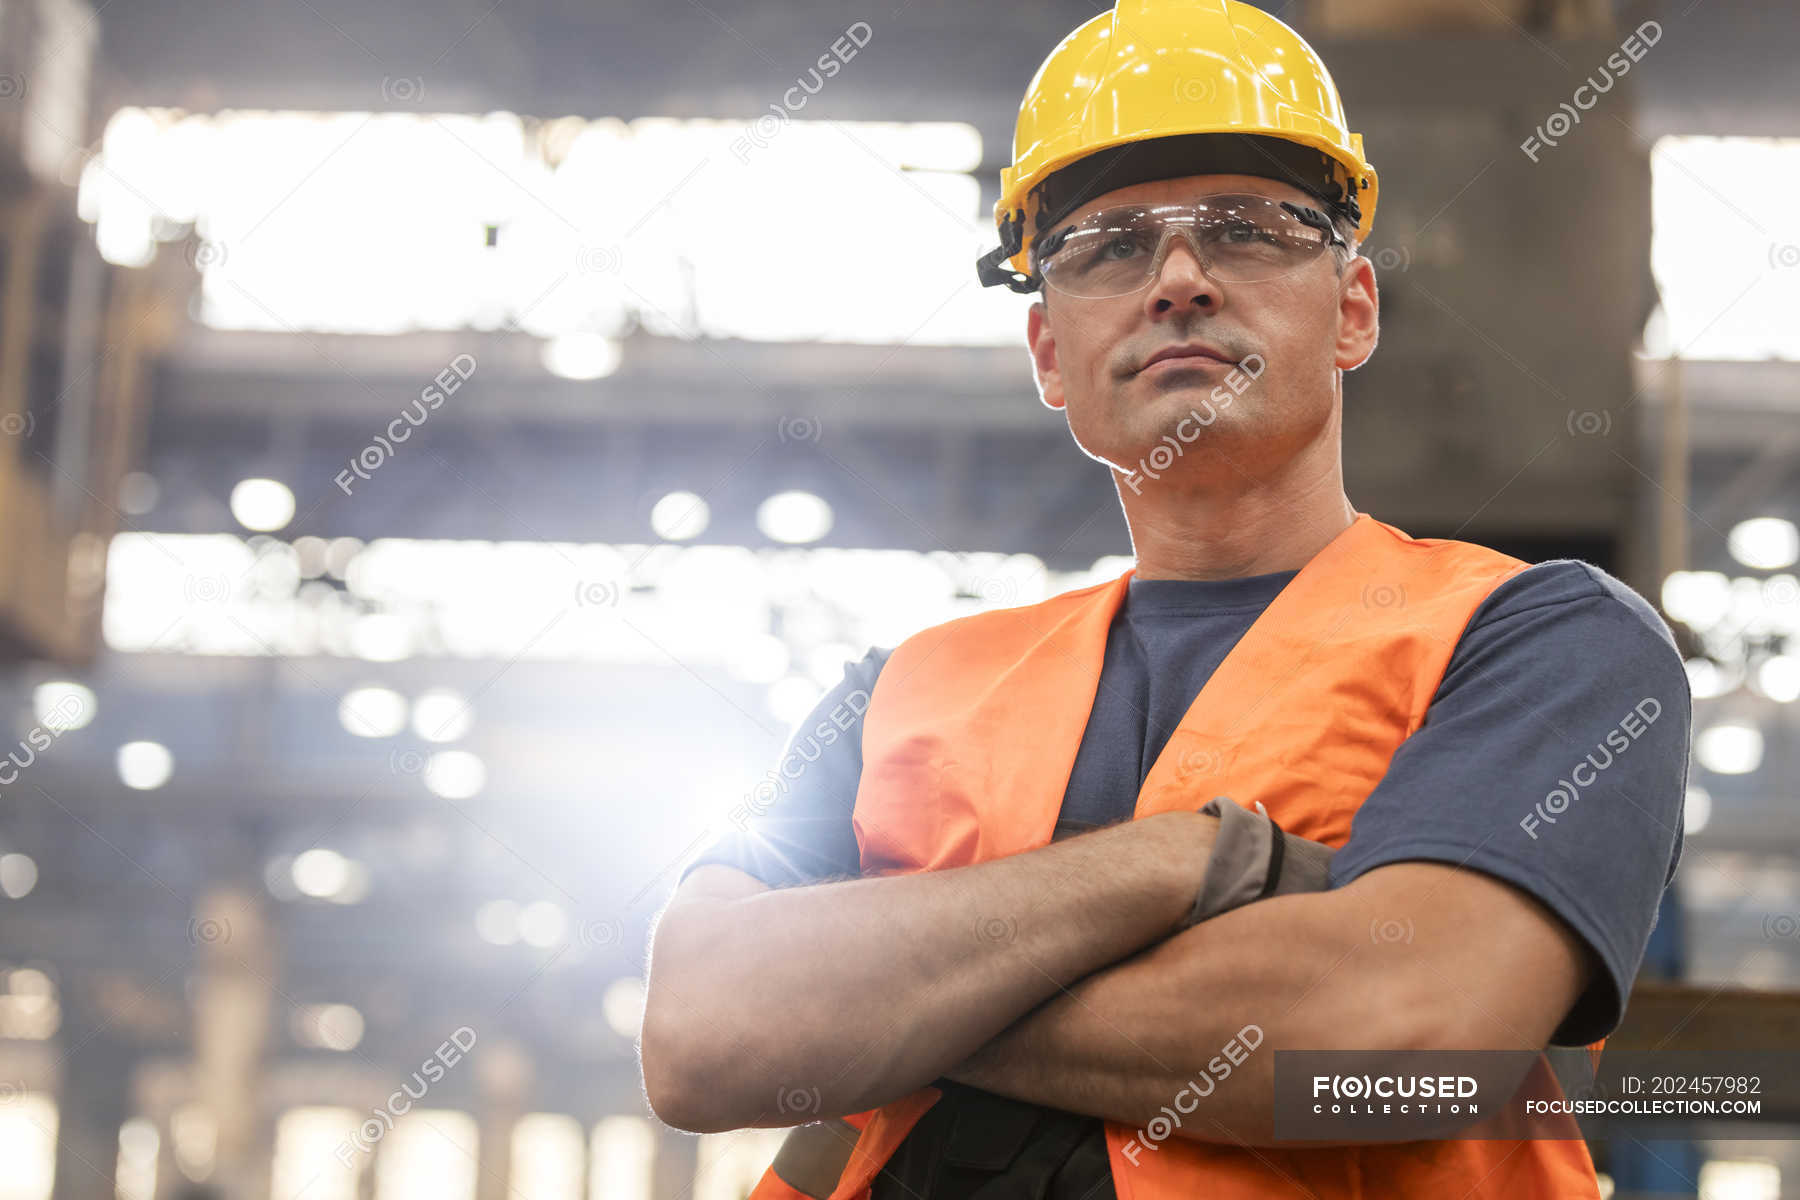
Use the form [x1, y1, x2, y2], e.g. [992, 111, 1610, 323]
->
[1032, 193, 1347, 298]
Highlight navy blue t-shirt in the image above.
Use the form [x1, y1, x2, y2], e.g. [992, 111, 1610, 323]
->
[679, 559, 1690, 1047]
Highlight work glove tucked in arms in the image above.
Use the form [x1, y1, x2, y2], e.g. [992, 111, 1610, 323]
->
[1176, 796, 1338, 931]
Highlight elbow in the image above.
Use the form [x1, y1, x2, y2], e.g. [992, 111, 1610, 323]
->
[641, 999, 736, 1133]
[641, 923, 753, 1133]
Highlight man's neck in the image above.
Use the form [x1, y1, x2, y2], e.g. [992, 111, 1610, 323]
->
[1121, 483, 1357, 581]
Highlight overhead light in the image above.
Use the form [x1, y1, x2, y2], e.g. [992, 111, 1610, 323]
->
[767, 676, 823, 724]
[229, 478, 296, 532]
[806, 642, 859, 688]
[118, 472, 160, 516]
[117, 741, 173, 790]
[1684, 658, 1735, 700]
[1695, 1158, 1780, 1200]
[412, 689, 472, 742]
[476, 900, 521, 946]
[424, 750, 485, 800]
[541, 333, 621, 379]
[338, 686, 408, 737]
[1728, 518, 1800, 571]
[0, 854, 39, 899]
[1695, 722, 1762, 775]
[518, 901, 567, 948]
[650, 491, 709, 541]
[78, 109, 1016, 346]
[1660, 571, 1731, 630]
[757, 491, 832, 544]
[1756, 656, 1800, 703]
[1648, 136, 1800, 361]
[1684, 786, 1711, 835]
[602, 977, 647, 1038]
[350, 613, 413, 662]
[292, 849, 351, 899]
[293, 1003, 364, 1051]
[725, 634, 791, 685]
[33, 681, 96, 732]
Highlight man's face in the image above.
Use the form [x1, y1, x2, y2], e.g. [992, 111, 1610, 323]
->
[1025, 173, 1378, 485]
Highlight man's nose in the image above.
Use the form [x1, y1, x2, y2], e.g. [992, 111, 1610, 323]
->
[1144, 229, 1224, 313]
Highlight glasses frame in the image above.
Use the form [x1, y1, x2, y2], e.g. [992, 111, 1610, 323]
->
[1031, 194, 1350, 299]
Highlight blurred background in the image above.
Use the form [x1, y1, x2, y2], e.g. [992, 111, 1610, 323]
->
[0, 0, 1796, 1196]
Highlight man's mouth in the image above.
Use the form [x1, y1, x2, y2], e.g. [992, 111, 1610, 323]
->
[1137, 343, 1235, 374]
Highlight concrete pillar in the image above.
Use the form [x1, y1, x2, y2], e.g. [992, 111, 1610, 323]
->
[473, 1039, 533, 1200]
[190, 886, 276, 1200]
[50, 979, 130, 1200]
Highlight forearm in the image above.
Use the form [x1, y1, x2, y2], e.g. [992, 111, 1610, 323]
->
[645, 811, 1216, 1132]
[945, 887, 1420, 1146]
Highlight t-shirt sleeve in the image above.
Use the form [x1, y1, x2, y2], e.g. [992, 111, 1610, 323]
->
[1328, 560, 1691, 1047]
[674, 646, 891, 891]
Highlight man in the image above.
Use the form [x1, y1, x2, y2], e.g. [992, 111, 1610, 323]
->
[640, 2, 1688, 1197]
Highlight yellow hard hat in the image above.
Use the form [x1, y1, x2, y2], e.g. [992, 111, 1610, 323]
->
[977, 0, 1379, 292]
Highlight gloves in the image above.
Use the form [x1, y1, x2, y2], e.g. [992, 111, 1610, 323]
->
[1176, 796, 1337, 931]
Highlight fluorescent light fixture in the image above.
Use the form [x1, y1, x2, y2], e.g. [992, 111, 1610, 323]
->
[230, 478, 296, 532]
[117, 740, 174, 789]
[1646, 136, 1800, 361]
[757, 491, 833, 544]
[1695, 722, 1762, 775]
[1728, 517, 1800, 570]
[79, 108, 1028, 344]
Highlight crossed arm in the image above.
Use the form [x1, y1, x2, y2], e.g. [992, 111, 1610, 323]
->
[640, 812, 1593, 1146]
[942, 858, 1594, 1145]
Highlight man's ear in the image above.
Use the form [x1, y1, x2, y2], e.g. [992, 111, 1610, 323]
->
[1026, 299, 1065, 410]
[1335, 255, 1379, 372]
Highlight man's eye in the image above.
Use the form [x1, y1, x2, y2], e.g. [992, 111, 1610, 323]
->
[1098, 233, 1151, 260]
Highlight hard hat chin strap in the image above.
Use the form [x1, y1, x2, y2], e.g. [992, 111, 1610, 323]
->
[976, 210, 1041, 294]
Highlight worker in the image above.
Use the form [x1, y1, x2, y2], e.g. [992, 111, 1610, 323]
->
[640, 1, 1689, 1197]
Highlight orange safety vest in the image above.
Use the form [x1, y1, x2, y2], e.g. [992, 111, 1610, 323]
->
[750, 512, 1605, 1200]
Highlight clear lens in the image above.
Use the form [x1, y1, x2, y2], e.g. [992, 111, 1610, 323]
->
[1037, 194, 1332, 298]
